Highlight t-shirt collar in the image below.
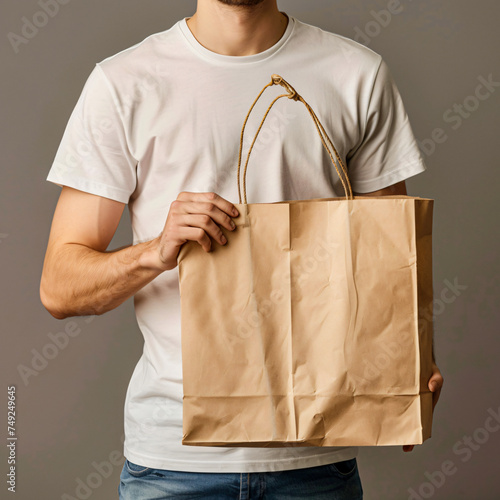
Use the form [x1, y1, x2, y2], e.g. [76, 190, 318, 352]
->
[178, 13, 294, 65]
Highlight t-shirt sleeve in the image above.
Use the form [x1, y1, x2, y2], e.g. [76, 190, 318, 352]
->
[346, 58, 426, 193]
[46, 64, 137, 203]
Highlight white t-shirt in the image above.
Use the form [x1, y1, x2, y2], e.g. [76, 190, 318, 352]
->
[47, 15, 426, 473]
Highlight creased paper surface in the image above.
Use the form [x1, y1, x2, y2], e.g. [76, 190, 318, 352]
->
[177, 196, 434, 447]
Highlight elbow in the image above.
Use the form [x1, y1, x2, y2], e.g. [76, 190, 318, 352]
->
[39, 275, 102, 319]
[40, 277, 69, 320]
[48, 308, 69, 320]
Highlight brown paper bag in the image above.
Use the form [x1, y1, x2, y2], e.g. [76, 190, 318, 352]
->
[178, 75, 434, 447]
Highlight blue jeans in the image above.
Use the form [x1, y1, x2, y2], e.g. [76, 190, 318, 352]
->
[119, 458, 363, 499]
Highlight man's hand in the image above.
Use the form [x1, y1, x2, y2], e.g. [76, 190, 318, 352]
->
[151, 191, 240, 272]
[41, 188, 239, 318]
[402, 362, 444, 452]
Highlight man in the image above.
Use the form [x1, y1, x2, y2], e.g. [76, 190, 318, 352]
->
[41, 0, 443, 498]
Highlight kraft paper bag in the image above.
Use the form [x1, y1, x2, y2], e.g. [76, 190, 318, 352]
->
[177, 75, 434, 447]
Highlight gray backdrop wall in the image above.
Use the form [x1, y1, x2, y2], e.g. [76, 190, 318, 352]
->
[1, 1, 499, 499]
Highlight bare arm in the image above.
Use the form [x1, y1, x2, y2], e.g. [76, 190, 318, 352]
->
[40, 187, 239, 319]
[353, 180, 407, 196]
[40, 187, 160, 319]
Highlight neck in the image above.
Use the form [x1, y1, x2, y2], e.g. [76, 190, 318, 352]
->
[187, 0, 287, 56]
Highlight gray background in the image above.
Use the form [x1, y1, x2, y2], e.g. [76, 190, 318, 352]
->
[1, 0, 499, 499]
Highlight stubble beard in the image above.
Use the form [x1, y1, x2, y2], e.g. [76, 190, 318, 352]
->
[216, 0, 266, 6]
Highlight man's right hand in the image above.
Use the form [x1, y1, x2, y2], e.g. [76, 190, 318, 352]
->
[41, 187, 239, 319]
[152, 191, 240, 272]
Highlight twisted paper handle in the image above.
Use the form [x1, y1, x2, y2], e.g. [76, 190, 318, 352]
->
[237, 74, 353, 204]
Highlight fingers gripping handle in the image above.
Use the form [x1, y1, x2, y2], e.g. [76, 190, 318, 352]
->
[237, 74, 353, 204]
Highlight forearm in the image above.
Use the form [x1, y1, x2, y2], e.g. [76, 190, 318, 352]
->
[40, 237, 163, 319]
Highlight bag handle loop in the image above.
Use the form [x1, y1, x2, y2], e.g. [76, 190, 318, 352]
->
[237, 74, 354, 204]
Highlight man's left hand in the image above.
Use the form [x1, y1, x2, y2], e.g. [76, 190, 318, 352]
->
[402, 362, 444, 453]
